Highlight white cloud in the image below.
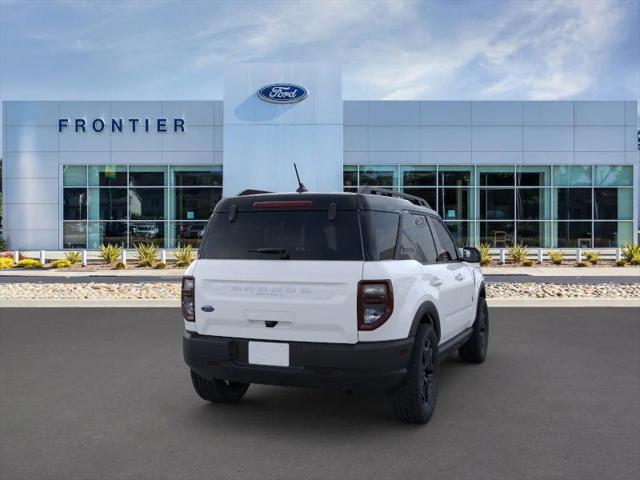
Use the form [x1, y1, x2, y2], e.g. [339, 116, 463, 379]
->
[181, 0, 631, 100]
[1, 0, 635, 102]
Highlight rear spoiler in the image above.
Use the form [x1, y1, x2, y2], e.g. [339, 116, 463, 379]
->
[237, 189, 273, 196]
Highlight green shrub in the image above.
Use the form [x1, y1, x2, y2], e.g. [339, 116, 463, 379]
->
[615, 259, 627, 267]
[584, 251, 600, 265]
[115, 261, 127, 270]
[17, 258, 43, 269]
[508, 243, 528, 265]
[175, 244, 194, 267]
[0, 257, 15, 269]
[522, 259, 534, 267]
[99, 243, 122, 265]
[621, 243, 640, 264]
[576, 260, 589, 268]
[548, 250, 564, 265]
[0, 236, 5, 251]
[65, 251, 81, 265]
[475, 243, 492, 267]
[155, 262, 167, 269]
[51, 259, 71, 269]
[631, 259, 640, 266]
[135, 243, 158, 267]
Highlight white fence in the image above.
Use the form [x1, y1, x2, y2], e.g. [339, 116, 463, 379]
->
[4, 247, 631, 266]
[488, 248, 624, 264]
[7, 249, 198, 267]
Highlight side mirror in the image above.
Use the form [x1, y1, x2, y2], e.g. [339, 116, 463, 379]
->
[462, 246, 481, 263]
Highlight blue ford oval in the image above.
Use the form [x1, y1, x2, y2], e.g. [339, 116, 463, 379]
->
[257, 84, 308, 104]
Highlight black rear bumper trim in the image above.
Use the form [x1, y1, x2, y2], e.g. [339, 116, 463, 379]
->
[183, 333, 414, 390]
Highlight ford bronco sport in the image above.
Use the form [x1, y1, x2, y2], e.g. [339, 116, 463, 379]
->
[182, 188, 488, 424]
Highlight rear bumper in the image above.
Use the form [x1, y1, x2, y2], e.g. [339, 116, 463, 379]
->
[183, 332, 414, 391]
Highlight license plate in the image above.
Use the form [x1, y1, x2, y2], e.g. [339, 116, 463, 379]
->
[248, 341, 289, 367]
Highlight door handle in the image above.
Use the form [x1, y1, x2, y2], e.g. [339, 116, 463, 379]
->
[455, 273, 465, 281]
[430, 278, 443, 287]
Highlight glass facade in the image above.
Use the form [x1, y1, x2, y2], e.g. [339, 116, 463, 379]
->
[62, 165, 222, 248]
[345, 164, 634, 248]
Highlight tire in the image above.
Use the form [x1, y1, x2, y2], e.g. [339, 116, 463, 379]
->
[458, 296, 489, 364]
[190, 370, 250, 403]
[391, 324, 439, 424]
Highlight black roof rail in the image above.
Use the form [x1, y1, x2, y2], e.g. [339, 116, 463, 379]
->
[237, 189, 273, 196]
[358, 187, 432, 209]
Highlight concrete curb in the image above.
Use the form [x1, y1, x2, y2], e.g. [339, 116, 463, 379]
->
[487, 298, 640, 308]
[2, 298, 639, 308]
[0, 299, 180, 308]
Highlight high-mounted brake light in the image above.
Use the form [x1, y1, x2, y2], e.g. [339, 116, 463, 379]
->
[181, 276, 195, 322]
[357, 280, 394, 331]
[252, 200, 313, 209]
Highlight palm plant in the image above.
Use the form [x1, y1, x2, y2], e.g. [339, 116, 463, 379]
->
[99, 243, 122, 265]
[507, 243, 528, 265]
[475, 243, 492, 267]
[583, 251, 600, 265]
[175, 243, 194, 267]
[136, 243, 158, 267]
[621, 243, 640, 264]
[65, 251, 81, 265]
[548, 250, 564, 265]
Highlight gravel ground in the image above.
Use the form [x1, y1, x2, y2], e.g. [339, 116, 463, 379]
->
[486, 282, 640, 298]
[1, 282, 639, 300]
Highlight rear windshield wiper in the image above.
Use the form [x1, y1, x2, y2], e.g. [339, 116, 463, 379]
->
[249, 247, 290, 259]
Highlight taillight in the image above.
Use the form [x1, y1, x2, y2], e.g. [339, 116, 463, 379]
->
[252, 200, 313, 209]
[357, 280, 393, 330]
[182, 276, 195, 322]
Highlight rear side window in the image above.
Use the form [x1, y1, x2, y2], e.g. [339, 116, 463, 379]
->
[200, 211, 363, 261]
[361, 211, 399, 261]
[396, 213, 437, 264]
[428, 217, 459, 262]
[412, 215, 438, 264]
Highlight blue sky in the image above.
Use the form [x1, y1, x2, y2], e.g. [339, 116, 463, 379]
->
[0, 0, 638, 149]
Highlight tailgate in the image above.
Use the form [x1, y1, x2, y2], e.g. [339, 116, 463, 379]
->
[194, 260, 363, 344]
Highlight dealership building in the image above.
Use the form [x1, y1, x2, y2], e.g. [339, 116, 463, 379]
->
[2, 63, 638, 250]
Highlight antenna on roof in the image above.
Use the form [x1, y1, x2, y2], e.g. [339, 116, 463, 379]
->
[293, 163, 308, 193]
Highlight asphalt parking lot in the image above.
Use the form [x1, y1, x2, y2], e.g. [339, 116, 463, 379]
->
[1, 307, 638, 480]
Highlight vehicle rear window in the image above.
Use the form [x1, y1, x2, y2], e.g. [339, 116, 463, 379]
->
[199, 211, 363, 261]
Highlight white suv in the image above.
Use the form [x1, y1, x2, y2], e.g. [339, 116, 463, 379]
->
[182, 188, 488, 424]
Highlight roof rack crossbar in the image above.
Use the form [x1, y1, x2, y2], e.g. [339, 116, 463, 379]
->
[357, 187, 431, 209]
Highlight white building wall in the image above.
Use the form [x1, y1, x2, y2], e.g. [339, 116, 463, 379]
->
[222, 63, 343, 195]
[343, 100, 637, 166]
[2, 100, 222, 249]
[343, 99, 639, 239]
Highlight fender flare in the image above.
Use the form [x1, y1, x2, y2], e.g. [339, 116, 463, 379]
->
[478, 280, 486, 299]
[408, 301, 442, 341]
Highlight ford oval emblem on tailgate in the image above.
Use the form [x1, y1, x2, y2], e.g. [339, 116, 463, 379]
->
[201, 305, 214, 312]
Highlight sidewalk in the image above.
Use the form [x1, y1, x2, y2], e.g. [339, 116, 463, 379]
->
[0, 268, 185, 277]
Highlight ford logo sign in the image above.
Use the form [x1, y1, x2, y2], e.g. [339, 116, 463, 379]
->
[257, 83, 308, 104]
